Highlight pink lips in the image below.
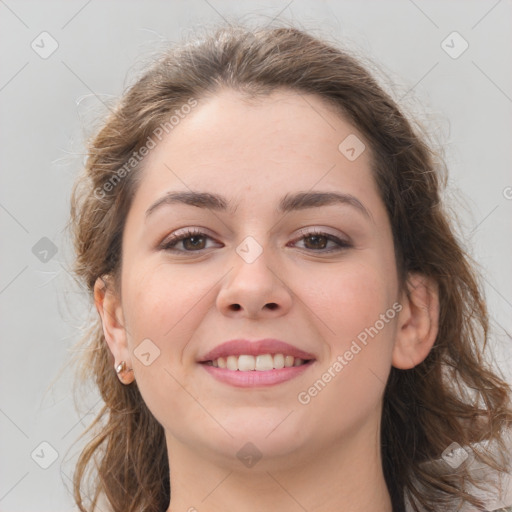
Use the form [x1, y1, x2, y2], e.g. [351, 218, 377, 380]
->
[201, 362, 314, 387]
[198, 338, 316, 363]
[198, 339, 316, 388]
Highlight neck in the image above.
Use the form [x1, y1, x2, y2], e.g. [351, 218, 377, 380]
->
[164, 418, 393, 512]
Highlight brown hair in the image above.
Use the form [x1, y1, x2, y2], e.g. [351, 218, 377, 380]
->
[67, 22, 512, 512]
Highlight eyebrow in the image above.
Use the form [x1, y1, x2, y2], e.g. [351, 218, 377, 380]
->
[145, 190, 373, 222]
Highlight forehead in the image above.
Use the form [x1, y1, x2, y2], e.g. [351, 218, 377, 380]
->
[131, 88, 378, 213]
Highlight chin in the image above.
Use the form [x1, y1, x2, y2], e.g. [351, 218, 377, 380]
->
[220, 414, 308, 451]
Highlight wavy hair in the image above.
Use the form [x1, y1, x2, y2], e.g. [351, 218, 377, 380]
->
[66, 22, 512, 512]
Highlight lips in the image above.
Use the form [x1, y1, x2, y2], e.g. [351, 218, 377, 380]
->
[198, 339, 316, 388]
[198, 338, 316, 363]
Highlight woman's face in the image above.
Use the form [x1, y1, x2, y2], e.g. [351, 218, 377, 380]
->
[116, 88, 403, 469]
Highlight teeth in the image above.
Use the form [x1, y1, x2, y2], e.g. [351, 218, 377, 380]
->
[273, 353, 285, 369]
[226, 355, 238, 371]
[207, 353, 307, 371]
[255, 354, 273, 371]
[238, 354, 255, 371]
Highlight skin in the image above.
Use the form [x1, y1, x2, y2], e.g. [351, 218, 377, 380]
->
[95, 88, 439, 512]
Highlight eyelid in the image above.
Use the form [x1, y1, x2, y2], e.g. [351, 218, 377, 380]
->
[293, 226, 351, 243]
[158, 227, 217, 249]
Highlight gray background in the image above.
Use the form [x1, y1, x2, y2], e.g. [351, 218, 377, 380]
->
[0, 1, 511, 511]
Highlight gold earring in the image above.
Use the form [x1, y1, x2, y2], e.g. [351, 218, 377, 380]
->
[115, 361, 134, 384]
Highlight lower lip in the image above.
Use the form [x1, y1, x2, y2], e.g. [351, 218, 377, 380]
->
[200, 361, 315, 387]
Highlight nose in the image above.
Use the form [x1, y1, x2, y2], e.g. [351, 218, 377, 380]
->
[216, 239, 293, 319]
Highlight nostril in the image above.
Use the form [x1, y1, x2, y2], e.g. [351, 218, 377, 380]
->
[229, 303, 278, 312]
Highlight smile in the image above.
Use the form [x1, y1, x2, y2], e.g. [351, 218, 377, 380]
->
[203, 353, 310, 371]
[200, 356, 315, 387]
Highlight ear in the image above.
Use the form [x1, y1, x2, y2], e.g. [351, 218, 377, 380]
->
[392, 272, 440, 369]
[94, 275, 134, 384]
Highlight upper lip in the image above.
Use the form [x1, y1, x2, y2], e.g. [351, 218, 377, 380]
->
[198, 339, 316, 363]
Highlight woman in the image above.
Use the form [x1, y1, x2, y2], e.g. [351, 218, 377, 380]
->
[67, 23, 512, 512]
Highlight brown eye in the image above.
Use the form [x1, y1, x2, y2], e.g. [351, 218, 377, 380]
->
[291, 229, 351, 253]
[182, 234, 207, 250]
[159, 228, 351, 254]
[303, 234, 329, 250]
[160, 230, 217, 252]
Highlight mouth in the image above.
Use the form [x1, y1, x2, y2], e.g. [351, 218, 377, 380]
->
[201, 353, 313, 371]
[198, 338, 316, 387]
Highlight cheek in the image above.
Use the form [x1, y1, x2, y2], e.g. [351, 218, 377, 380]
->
[119, 265, 211, 430]
[123, 260, 211, 340]
[120, 260, 223, 413]
[297, 259, 398, 430]
[306, 257, 398, 345]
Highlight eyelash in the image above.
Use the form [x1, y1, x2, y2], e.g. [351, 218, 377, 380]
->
[159, 228, 351, 254]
